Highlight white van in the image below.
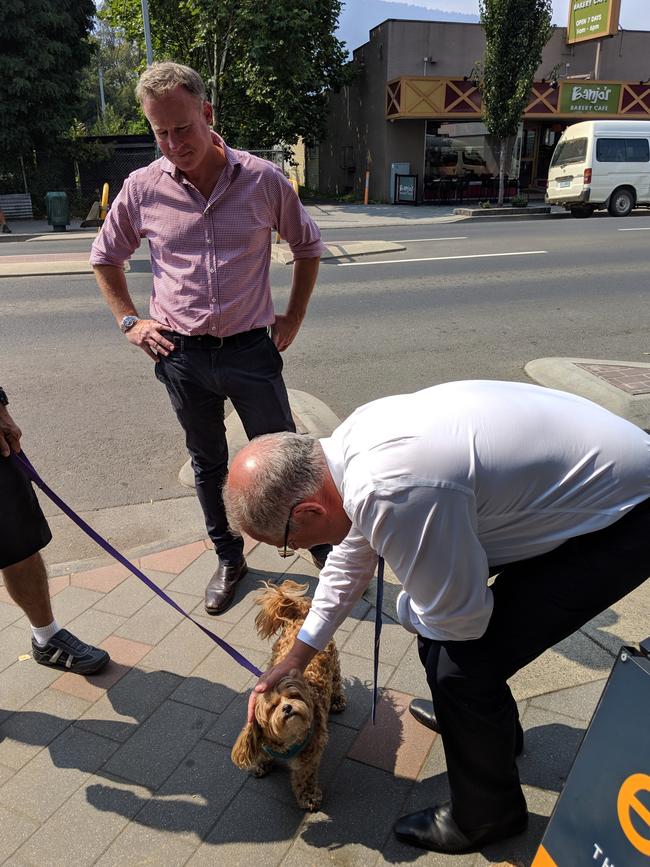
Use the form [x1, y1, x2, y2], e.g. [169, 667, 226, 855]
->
[546, 120, 650, 217]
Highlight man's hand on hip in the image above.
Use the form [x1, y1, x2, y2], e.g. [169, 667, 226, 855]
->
[127, 319, 176, 361]
[0, 406, 21, 457]
[271, 312, 302, 352]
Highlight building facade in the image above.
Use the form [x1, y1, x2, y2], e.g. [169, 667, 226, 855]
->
[318, 20, 650, 203]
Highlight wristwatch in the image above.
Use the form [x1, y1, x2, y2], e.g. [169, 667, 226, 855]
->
[120, 315, 140, 333]
[0, 386, 8, 406]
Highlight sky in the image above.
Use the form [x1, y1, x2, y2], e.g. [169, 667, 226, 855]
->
[337, 0, 650, 53]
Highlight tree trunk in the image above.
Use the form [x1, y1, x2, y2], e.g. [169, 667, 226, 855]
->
[211, 37, 218, 129]
[498, 139, 506, 207]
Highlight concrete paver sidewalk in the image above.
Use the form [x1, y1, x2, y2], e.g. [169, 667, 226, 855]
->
[1, 531, 646, 865]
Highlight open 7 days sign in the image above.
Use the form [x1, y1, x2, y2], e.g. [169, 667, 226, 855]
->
[532, 644, 650, 867]
[559, 81, 622, 115]
[567, 0, 622, 44]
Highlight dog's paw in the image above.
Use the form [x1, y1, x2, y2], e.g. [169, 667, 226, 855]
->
[297, 788, 322, 812]
[329, 695, 347, 713]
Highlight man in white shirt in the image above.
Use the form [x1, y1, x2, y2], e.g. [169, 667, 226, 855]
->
[223, 380, 650, 854]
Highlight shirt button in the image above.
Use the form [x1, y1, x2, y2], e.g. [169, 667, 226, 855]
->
[210, 268, 215, 273]
[211, 297, 216, 302]
[206, 237, 212, 243]
[211, 326, 216, 331]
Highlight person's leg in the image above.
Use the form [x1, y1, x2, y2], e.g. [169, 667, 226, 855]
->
[223, 330, 295, 439]
[396, 497, 650, 851]
[223, 331, 331, 568]
[155, 349, 243, 564]
[2, 551, 53, 627]
[418, 636, 527, 828]
[0, 458, 109, 674]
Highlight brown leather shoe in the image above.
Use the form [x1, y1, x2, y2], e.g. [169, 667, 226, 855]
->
[204, 558, 248, 615]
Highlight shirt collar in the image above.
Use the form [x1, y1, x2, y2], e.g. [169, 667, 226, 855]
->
[159, 130, 242, 182]
[320, 435, 345, 499]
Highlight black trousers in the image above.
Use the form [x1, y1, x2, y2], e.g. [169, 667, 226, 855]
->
[155, 328, 294, 563]
[418, 496, 650, 830]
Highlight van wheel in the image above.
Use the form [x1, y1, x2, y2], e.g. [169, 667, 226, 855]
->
[608, 188, 634, 217]
[570, 205, 593, 218]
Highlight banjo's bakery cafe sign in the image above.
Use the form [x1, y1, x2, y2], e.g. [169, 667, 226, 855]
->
[567, 0, 622, 44]
[559, 81, 622, 114]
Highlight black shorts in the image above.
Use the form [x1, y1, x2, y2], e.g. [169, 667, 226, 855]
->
[0, 455, 52, 570]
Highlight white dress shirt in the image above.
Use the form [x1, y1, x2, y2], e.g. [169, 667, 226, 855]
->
[297, 381, 650, 650]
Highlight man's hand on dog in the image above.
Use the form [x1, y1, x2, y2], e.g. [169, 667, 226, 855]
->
[247, 639, 317, 723]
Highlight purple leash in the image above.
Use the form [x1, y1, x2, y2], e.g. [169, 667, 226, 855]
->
[12, 451, 262, 678]
[372, 557, 384, 725]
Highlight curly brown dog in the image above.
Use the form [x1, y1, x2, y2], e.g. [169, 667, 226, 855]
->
[231, 579, 346, 811]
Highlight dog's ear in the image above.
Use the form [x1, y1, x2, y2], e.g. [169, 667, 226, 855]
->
[254, 605, 278, 640]
[231, 721, 261, 768]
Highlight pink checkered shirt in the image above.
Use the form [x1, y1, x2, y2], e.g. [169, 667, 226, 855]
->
[90, 133, 326, 337]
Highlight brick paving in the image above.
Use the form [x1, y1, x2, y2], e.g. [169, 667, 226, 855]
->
[0, 539, 620, 865]
[576, 362, 650, 395]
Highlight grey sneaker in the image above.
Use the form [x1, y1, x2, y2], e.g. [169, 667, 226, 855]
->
[32, 628, 110, 675]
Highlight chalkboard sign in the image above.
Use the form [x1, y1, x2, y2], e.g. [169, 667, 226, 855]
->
[533, 642, 650, 867]
[395, 174, 418, 205]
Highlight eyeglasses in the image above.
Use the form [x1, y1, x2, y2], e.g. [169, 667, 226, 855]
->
[282, 503, 298, 558]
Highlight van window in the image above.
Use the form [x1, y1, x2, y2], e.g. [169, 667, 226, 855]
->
[550, 138, 588, 168]
[596, 138, 650, 163]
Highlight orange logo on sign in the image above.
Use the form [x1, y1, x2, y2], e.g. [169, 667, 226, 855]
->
[617, 773, 650, 856]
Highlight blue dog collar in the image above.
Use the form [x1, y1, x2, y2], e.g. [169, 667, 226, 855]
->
[261, 726, 313, 760]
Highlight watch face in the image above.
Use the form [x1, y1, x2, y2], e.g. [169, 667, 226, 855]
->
[121, 316, 139, 332]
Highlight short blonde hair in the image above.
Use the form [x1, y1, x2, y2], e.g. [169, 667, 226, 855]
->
[135, 61, 206, 106]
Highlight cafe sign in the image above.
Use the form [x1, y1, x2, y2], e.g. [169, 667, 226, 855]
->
[567, 0, 621, 44]
[559, 82, 621, 115]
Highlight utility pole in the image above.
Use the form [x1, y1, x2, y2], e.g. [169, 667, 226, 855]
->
[98, 66, 106, 116]
[594, 39, 602, 79]
[141, 0, 153, 65]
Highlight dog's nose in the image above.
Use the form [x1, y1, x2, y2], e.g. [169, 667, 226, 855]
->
[282, 704, 293, 717]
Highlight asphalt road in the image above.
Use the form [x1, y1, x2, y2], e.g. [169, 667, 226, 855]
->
[2, 213, 649, 563]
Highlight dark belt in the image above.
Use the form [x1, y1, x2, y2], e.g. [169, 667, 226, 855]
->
[161, 327, 267, 350]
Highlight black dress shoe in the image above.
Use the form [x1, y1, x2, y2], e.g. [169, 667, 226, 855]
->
[205, 558, 248, 614]
[408, 698, 525, 756]
[394, 801, 528, 854]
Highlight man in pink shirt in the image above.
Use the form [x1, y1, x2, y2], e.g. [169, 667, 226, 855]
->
[91, 61, 329, 614]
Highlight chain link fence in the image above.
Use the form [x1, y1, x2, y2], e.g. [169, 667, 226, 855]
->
[0, 138, 288, 219]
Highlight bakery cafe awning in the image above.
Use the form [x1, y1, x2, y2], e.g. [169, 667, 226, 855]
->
[386, 76, 650, 121]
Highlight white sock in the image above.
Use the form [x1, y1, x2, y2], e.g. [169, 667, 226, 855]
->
[31, 620, 61, 647]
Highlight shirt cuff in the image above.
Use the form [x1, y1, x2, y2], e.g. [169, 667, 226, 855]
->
[297, 609, 336, 652]
[89, 252, 127, 267]
[289, 240, 327, 259]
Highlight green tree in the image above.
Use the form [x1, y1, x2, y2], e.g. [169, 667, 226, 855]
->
[100, 0, 351, 149]
[477, 0, 552, 204]
[78, 18, 149, 135]
[0, 0, 95, 155]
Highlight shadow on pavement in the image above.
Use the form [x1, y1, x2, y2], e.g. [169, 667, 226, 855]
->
[0, 674, 584, 861]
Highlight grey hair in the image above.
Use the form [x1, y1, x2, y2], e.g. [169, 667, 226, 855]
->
[224, 433, 326, 538]
[135, 61, 206, 106]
